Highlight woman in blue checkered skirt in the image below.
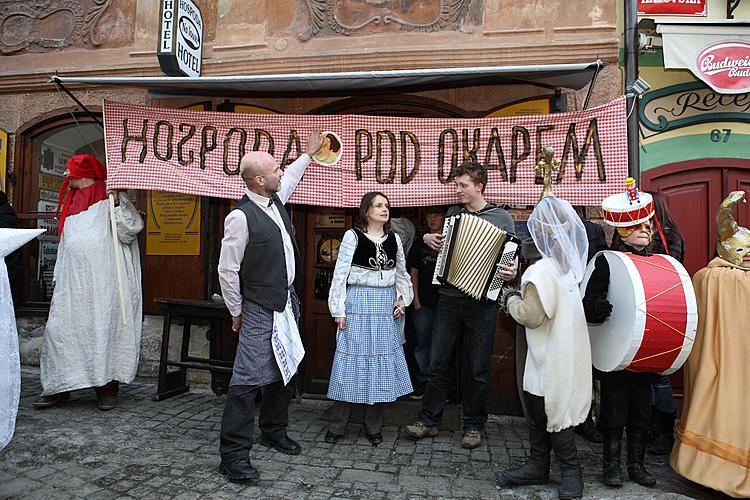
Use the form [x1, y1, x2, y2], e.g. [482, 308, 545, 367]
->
[325, 191, 414, 446]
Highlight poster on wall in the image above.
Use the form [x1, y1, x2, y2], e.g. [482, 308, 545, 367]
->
[41, 145, 72, 176]
[485, 97, 551, 118]
[638, 0, 706, 16]
[146, 191, 201, 255]
[36, 200, 58, 234]
[38, 237, 58, 301]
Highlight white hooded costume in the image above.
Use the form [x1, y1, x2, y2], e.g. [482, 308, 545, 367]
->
[506, 196, 592, 432]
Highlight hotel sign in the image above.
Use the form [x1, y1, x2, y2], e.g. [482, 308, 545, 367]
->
[158, 0, 203, 77]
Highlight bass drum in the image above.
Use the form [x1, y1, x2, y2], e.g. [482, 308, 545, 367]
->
[580, 251, 697, 375]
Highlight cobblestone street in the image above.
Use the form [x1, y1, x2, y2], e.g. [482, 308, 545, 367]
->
[0, 368, 721, 499]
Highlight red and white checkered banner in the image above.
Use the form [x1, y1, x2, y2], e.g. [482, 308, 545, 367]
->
[104, 97, 628, 207]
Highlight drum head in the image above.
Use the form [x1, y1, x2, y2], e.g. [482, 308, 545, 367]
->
[580, 251, 645, 372]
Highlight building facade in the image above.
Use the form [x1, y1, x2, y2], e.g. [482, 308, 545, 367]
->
[0, 0, 622, 413]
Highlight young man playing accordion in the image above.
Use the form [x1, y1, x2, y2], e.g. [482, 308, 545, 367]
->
[404, 160, 518, 450]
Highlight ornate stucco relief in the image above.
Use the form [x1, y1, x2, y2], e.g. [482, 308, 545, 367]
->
[297, 0, 471, 41]
[0, 0, 110, 54]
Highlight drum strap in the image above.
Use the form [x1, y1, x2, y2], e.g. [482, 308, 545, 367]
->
[653, 214, 670, 256]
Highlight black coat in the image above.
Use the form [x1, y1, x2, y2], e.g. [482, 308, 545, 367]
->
[0, 199, 22, 289]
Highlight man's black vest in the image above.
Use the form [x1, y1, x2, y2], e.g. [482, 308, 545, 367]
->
[236, 194, 302, 312]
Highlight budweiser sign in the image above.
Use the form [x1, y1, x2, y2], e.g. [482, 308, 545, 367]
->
[695, 41, 750, 94]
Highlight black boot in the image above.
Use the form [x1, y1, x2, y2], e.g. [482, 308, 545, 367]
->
[502, 427, 550, 485]
[647, 410, 675, 455]
[627, 429, 656, 487]
[550, 428, 584, 500]
[601, 428, 624, 487]
[574, 411, 602, 443]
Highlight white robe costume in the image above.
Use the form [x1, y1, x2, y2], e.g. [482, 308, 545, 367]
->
[40, 193, 143, 395]
[1, 228, 44, 449]
[517, 259, 592, 432]
[505, 196, 592, 432]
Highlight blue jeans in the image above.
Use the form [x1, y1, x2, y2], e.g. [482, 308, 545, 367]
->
[417, 294, 497, 431]
[411, 306, 435, 391]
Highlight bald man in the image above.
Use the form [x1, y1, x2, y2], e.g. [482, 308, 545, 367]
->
[217, 132, 323, 483]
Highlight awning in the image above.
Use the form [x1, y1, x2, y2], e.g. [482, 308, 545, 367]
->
[50, 61, 605, 97]
[657, 20, 750, 94]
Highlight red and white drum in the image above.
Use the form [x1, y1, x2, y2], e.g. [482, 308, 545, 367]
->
[580, 251, 697, 375]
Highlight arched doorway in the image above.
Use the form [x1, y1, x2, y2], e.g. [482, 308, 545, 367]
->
[13, 109, 104, 312]
[642, 159, 750, 402]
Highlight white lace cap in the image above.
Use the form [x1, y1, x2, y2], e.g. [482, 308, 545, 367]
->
[526, 197, 589, 286]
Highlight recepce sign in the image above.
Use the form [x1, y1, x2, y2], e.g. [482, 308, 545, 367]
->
[158, 0, 203, 77]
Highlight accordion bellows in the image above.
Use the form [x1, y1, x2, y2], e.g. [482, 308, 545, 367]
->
[433, 213, 520, 302]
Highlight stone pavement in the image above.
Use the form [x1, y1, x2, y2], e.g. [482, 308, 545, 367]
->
[0, 368, 724, 499]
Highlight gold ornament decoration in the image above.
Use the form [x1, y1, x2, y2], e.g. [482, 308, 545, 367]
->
[716, 191, 750, 268]
[535, 146, 561, 201]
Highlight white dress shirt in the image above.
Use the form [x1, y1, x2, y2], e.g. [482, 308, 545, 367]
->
[218, 154, 310, 316]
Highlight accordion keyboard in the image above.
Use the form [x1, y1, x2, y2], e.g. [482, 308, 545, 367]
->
[432, 216, 454, 285]
[485, 240, 519, 302]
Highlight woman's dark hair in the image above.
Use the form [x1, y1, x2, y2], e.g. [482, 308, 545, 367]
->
[356, 191, 391, 234]
[326, 133, 341, 153]
[648, 191, 684, 243]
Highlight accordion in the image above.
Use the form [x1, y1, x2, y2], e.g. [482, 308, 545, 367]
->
[432, 213, 521, 302]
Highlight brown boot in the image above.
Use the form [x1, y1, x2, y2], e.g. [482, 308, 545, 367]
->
[33, 392, 70, 409]
[95, 381, 119, 411]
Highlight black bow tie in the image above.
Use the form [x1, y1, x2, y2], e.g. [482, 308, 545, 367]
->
[267, 198, 273, 207]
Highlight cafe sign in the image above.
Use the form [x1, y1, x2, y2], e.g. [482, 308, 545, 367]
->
[639, 82, 750, 137]
[158, 0, 203, 77]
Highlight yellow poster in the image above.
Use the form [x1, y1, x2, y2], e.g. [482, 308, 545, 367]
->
[38, 172, 64, 192]
[0, 128, 7, 191]
[485, 97, 551, 118]
[146, 191, 201, 255]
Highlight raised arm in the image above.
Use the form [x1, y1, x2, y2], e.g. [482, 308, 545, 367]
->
[278, 131, 324, 204]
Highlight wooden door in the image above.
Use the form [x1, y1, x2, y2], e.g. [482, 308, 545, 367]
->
[727, 169, 750, 229]
[138, 192, 208, 315]
[643, 166, 723, 277]
[642, 159, 750, 400]
[643, 159, 750, 276]
[298, 206, 353, 394]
